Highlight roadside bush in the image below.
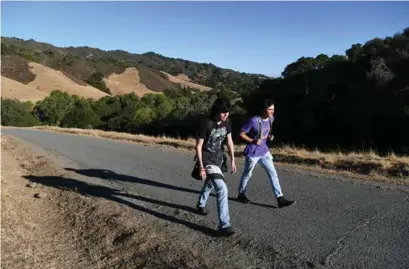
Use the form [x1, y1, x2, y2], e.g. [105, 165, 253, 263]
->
[1, 98, 40, 126]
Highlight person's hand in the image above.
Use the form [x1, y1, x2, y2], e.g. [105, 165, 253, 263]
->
[254, 135, 267, 145]
[200, 167, 206, 180]
[231, 160, 237, 174]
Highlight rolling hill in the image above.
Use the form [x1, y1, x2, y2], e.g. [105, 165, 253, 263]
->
[1, 36, 269, 102]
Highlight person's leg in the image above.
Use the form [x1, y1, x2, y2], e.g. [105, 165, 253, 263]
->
[206, 165, 235, 236]
[196, 179, 214, 215]
[237, 156, 259, 202]
[211, 178, 230, 229]
[259, 152, 283, 197]
[259, 152, 295, 207]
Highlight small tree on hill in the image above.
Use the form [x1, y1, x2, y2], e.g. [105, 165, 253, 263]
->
[86, 72, 111, 94]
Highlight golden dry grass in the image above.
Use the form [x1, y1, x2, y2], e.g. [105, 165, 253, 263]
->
[1, 76, 48, 102]
[1, 62, 109, 102]
[103, 67, 160, 97]
[26, 62, 109, 99]
[160, 71, 212, 91]
[0, 134, 254, 269]
[1, 135, 94, 269]
[9, 125, 408, 183]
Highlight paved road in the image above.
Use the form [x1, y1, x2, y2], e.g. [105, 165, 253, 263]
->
[3, 128, 409, 269]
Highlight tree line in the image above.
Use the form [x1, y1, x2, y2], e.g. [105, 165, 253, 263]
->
[2, 27, 408, 155]
[243, 27, 409, 154]
[1, 87, 244, 139]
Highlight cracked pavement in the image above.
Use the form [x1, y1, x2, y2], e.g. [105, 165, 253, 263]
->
[4, 128, 409, 269]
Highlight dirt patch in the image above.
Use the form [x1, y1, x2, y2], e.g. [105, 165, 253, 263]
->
[1, 135, 93, 269]
[1, 76, 48, 102]
[161, 71, 212, 91]
[2, 134, 286, 269]
[103, 67, 159, 97]
[1, 55, 36, 84]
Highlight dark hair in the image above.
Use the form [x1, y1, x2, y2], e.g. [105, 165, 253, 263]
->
[262, 99, 275, 110]
[209, 97, 231, 119]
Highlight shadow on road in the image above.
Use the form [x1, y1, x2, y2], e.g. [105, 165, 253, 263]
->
[64, 168, 277, 209]
[24, 175, 220, 237]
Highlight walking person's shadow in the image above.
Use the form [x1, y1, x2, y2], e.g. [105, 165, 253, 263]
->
[64, 168, 277, 209]
[24, 174, 221, 237]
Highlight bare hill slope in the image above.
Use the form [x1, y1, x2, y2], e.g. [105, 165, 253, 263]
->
[1, 76, 48, 102]
[103, 67, 159, 97]
[160, 71, 212, 91]
[26, 62, 109, 99]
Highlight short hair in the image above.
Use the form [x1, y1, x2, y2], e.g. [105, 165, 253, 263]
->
[209, 97, 231, 118]
[262, 99, 275, 110]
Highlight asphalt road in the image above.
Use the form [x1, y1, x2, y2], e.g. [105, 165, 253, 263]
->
[3, 128, 409, 269]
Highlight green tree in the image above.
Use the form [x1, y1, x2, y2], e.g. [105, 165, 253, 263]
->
[61, 98, 101, 128]
[134, 107, 157, 126]
[34, 90, 74, 126]
[86, 72, 111, 94]
[1, 99, 40, 126]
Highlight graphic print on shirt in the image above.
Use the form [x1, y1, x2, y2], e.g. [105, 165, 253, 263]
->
[205, 126, 227, 153]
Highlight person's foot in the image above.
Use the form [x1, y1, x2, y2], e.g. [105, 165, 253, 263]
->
[219, 226, 236, 237]
[277, 197, 296, 208]
[237, 193, 251, 203]
[196, 204, 209, 215]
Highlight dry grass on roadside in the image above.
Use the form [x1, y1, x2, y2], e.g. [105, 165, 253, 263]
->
[273, 145, 409, 183]
[1, 134, 230, 269]
[5, 125, 409, 183]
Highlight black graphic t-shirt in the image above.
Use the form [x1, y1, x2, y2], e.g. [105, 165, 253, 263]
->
[198, 118, 231, 166]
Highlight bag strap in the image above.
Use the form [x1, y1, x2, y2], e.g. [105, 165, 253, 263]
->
[268, 117, 273, 136]
[256, 116, 274, 139]
[256, 116, 262, 139]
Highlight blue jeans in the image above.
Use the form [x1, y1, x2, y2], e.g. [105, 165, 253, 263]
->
[197, 165, 230, 229]
[238, 151, 283, 198]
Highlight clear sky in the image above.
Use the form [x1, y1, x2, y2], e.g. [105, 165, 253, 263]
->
[1, 1, 408, 77]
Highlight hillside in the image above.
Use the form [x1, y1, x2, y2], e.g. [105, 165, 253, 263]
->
[1, 76, 48, 102]
[1, 55, 109, 101]
[1, 36, 269, 99]
[103, 67, 158, 96]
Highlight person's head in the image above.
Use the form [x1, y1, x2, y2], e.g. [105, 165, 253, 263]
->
[209, 97, 231, 122]
[261, 99, 275, 118]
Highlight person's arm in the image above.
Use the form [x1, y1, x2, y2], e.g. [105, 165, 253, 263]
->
[226, 133, 236, 173]
[226, 121, 236, 173]
[196, 120, 208, 179]
[239, 117, 255, 143]
[240, 131, 255, 144]
[196, 138, 205, 169]
[239, 117, 264, 145]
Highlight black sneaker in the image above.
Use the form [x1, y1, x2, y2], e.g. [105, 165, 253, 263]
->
[196, 204, 209, 215]
[219, 226, 236, 237]
[277, 197, 296, 208]
[237, 193, 251, 203]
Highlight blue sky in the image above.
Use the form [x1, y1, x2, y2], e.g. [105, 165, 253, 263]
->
[1, 1, 408, 77]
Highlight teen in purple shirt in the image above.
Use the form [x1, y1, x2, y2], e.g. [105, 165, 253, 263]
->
[238, 99, 295, 208]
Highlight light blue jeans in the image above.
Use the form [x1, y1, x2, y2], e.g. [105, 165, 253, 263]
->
[238, 151, 283, 198]
[197, 165, 230, 229]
